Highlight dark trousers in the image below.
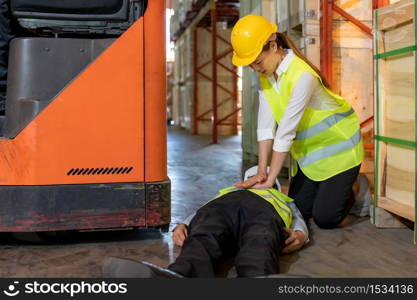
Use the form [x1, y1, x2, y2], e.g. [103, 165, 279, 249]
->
[168, 190, 287, 278]
[288, 164, 360, 229]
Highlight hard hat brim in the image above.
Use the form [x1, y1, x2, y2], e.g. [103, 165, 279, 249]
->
[232, 52, 260, 66]
[231, 22, 277, 67]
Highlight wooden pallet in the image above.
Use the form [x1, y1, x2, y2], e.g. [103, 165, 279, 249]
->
[374, 0, 416, 243]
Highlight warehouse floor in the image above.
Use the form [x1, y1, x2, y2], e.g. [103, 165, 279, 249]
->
[0, 127, 415, 277]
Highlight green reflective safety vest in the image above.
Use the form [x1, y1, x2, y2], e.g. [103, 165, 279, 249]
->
[207, 186, 293, 228]
[259, 55, 364, 181]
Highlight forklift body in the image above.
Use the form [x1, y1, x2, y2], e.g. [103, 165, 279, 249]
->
[0, 0, 170, 232]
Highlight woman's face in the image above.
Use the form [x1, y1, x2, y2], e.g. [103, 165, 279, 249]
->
[249, 42, 281, 76]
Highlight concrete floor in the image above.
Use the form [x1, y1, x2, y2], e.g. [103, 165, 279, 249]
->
[0, 126, 416, 277]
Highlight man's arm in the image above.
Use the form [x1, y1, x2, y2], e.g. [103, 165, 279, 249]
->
[282, 202, 309, 254]
[289, 202, 309, 244]
[172, 212, 196, 247]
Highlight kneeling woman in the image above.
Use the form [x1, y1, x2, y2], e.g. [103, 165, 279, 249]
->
[232, 15, 364, 228]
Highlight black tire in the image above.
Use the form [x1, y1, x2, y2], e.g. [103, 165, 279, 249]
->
[11, 232, 46, 243]
[11, 231, 71, 243]
[157, 224, 170, 233]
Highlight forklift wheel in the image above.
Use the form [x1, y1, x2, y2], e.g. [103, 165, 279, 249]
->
[11, 231, 70, 243]
[157, 224, 170, 233]
[11, 232, 46, 243]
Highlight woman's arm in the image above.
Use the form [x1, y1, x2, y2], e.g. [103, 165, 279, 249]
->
[253, 72, 318, 188]
[258, 139, 272, 175]
[252, 150, 288, 188]
[235, 91, 276, 188]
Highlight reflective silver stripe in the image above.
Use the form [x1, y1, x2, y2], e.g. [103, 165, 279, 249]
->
[298, 129, 361, 167]
[266, 191, 290, 209]
[264, 197, 291, 218]
[295, 108, 354, 140]
[263, 193, 291, 215]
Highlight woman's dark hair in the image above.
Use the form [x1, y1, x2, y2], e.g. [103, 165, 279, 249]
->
[263, 32, 330, 89]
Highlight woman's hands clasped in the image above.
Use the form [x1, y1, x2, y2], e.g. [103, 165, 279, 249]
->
[234, 173, 275, 189]
[234, 173, 267, 188]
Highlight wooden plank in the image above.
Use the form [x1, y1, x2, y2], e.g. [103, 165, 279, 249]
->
[334, 0, 373, 22]
[382, 54, 415, 141]
[332, 2, 374, 130]
[385, 144, 415, 209]
[377, 0, 414, 32]
[332, 48, 374, 123]
[379, 21, 414, 54]
[332, 20, 373, 48]
[376, 50, 388, 201]
[374, 1, 416, 235]
[378, 196, 415, 221]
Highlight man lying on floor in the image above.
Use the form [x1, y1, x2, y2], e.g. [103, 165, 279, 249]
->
[103, 166, 309, 278]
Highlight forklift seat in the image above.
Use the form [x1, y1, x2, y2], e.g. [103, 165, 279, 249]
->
[9, 0, 146, 35]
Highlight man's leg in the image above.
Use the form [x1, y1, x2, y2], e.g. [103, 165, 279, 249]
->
[312, 165, 360, 229]
[102, 198, 236, 278]
[168, 199, 237, 277]
[233, 193, 287, 277]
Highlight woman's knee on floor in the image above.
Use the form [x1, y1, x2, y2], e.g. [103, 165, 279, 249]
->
[312, 212, 345, 229]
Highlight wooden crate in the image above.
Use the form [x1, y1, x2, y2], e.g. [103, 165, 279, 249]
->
[333, 0, 374, 125]
[374, 0, 416, 243]
[328, 0, 375, 183]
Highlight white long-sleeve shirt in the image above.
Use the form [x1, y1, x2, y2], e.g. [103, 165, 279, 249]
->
[257, 49, 339, 152]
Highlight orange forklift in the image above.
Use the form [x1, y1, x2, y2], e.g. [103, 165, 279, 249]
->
[0, 0, 170, 239]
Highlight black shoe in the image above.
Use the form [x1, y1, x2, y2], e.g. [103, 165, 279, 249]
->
[102, 257, 183, 278]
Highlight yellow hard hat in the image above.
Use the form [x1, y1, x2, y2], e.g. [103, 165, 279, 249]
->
[231, 15, 277, 66]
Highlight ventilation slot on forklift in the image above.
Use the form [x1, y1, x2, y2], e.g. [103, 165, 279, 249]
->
[67, 167, 133, 176]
